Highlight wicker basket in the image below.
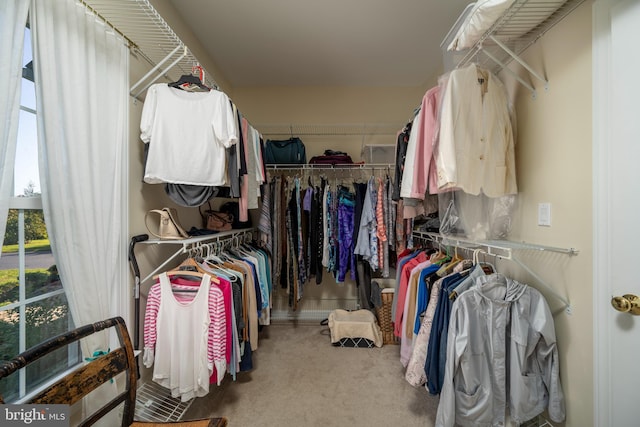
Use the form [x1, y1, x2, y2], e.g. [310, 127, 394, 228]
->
[375, 288, 399, 345]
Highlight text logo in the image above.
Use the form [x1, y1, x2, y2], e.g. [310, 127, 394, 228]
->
[2, 405, 69, 426]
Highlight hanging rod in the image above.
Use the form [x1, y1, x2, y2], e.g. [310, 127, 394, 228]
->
[138, 228, 255, 285]
[413, 231, 578, 256]
[413, 230, 577, 314]
[266, 163, 394, 171]
[258, 123, 401, 137]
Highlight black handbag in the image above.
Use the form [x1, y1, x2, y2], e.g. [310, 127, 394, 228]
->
[220, 201, 252, 229]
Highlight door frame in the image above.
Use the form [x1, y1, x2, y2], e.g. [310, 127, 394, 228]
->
[593, 0, 629, 425]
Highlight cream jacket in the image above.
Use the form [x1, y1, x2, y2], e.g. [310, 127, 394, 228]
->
[435, 274, 565, 427]
[436, 64, 517, 197]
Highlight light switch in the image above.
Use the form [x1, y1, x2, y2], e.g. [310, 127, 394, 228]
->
[538, 203, 551, 227]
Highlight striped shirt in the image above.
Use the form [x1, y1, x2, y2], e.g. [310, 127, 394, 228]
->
[143, 273, 227, 385]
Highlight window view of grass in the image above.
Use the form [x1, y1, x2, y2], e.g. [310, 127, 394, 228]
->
[0, 212, 78, 403]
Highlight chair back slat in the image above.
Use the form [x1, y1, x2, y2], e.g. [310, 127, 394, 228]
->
[30, 348, 128, 405]
[0, 317, 135, 427]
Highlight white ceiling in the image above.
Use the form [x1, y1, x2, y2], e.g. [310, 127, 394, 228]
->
[167, 0, 472, 87]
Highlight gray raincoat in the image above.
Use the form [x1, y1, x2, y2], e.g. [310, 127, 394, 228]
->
[435, 273, 565, 426]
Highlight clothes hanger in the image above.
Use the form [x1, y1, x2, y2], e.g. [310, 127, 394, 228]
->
[437, 245, 464, 276]
[168, 73, 210, 92]
[159, 256, 221, 285]
[472, 249, 496, 274]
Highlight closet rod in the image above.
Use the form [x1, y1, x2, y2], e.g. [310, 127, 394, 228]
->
[413, 231, 579, 256]
[413, 231, 576, 314]
[266, 163, 394, 171]
[137, 228, 255, 285]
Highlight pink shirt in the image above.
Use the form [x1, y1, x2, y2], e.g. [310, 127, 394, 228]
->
[393, 251, 427, 337]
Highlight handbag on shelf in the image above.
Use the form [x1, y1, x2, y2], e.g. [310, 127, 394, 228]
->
[200, 201, 233, 232]
[219, 201, 252, 229]
[144, 208, 189, 240]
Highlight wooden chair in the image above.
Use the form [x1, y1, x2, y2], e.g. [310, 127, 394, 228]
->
[0, 316, 227, 427]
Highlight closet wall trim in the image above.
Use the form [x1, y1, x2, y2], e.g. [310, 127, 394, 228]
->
[413, 230, 578, 314]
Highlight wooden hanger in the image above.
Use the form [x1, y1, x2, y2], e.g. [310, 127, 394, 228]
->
[153, 257, 219, 284]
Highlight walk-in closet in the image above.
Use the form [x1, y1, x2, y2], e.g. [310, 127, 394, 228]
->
[2, 0, 637, 426]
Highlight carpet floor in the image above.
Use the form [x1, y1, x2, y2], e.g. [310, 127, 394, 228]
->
[182, 322, 440, 426]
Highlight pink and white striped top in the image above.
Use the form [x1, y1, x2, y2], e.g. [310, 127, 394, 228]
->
[143, 273, 227, 385]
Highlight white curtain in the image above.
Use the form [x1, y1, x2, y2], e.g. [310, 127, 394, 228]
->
[30, 0, 130, 330]
[0, 1, 30, 247]
[30, 1, 129, 422]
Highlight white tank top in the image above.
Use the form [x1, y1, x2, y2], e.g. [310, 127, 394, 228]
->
[152, 272, 211, 402]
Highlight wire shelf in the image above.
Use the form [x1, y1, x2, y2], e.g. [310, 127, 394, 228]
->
[257, 123, 401, 137]
[442, 0, 586, 96]
[81, 0, 218, 99]
[448, 0, 587, 74]
[135, 381, 193, 422]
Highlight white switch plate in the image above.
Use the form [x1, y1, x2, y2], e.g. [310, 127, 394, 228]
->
[538, 203, 551, 227]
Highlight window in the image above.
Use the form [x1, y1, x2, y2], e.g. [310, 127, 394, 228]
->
[0, 27, 80, 403]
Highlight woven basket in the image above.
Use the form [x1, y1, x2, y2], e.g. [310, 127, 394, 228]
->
[375, 289, 399, 345]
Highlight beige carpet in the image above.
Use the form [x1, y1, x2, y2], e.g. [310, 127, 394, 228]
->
[183, 322, 440, 426]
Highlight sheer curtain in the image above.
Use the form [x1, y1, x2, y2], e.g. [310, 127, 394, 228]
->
[30, 0, 130, 330]
[0, 1, 30, 247]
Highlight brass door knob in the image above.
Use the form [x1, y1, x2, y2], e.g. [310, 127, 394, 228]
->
[611, 294, 640, 315]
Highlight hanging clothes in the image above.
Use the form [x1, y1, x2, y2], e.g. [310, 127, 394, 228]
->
[436, 63, 517, 197]
[336, 185, 356, 283]
[354, 177, 379, 271]
[264, 168, 398, 313]
[392, 123, 411, 202]
[435, 273, 565, 426]
[143, 273, 223, 401]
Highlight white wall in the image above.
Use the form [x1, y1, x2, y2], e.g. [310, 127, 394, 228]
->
[497, 3, 593, 426]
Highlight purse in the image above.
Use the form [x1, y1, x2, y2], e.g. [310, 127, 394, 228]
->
[200, 201, 233, 232]
[219, 201, 252, 229]
[145, 208, 190, 240]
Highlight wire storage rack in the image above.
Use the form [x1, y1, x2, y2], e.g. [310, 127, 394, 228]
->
[442, 0, 587, 97]
[134, 382, 193, 422]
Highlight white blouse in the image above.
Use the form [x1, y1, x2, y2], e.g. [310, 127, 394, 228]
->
[140, 84, 238, 186]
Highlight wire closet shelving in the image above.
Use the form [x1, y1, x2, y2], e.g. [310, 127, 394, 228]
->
[413, 230, 578, 315]
[442, 0, 587, 97]
[81, 0, 219, 100]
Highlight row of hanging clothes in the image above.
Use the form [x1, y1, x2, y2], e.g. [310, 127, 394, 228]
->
[142, 233, 271, 402]
[393, 62, 518, 241]
[140, 72, 267, 222]
[258, 166, 415, 311]
[396, 238, 565, 426]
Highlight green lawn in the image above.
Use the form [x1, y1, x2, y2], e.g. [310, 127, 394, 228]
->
[1, 240, 52, 303]
[0, 269, 20, 283]
[2, 239, 51, 254]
